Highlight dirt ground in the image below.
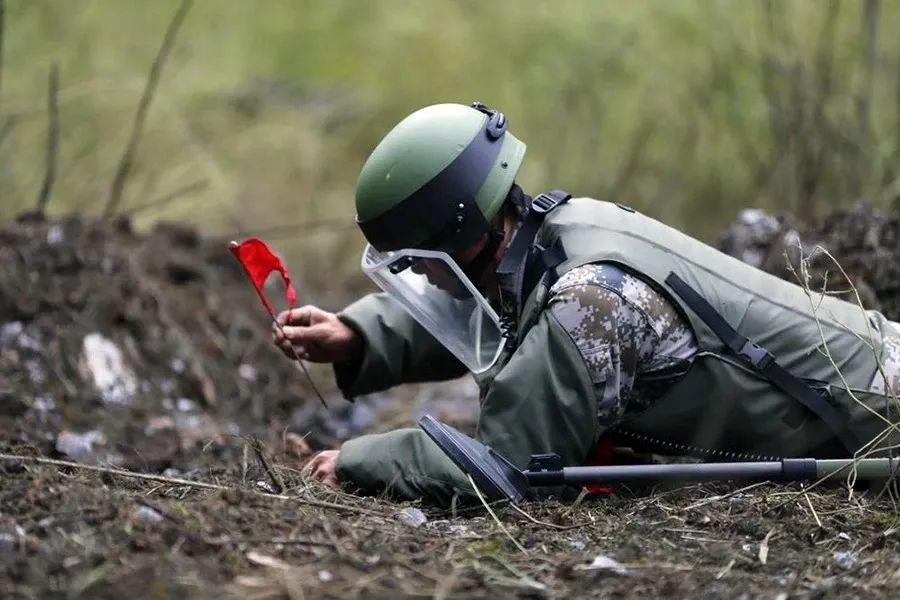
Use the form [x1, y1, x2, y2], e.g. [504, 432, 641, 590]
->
[2, 453, 899, 599]
[2, 208, 899, 598]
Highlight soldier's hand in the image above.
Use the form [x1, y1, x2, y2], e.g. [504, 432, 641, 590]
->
[303, 449, 341, 489]
[272, 306, 362, 364]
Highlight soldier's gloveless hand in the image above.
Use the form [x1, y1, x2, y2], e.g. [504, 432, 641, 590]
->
[272, 306, 362, 364]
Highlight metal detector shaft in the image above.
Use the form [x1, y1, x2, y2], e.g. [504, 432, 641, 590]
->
[528, 457, 899, 487]
[418, 415, 900, 503]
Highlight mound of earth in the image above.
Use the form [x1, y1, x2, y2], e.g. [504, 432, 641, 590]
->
[0, 215, 342, 471]
[718, 202, 900, 320]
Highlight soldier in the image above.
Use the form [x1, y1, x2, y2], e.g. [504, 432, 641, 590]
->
[273, 102, 900, 505]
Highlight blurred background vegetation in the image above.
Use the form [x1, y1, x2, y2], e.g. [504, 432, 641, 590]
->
[1, 0, 898, 302]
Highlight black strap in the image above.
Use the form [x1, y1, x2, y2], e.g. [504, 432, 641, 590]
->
[665, 272, 860, 455]
[520, 240, 568, 307]
[495, 190, 570, 339]
[497, 191, 570, 288]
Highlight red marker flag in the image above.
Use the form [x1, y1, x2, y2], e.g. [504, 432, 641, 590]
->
[228, 238, 297, 316]
[228, 238, 327, 408]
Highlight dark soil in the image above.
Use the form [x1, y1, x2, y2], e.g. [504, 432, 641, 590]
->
[1, 207, 899, 598]
[2, 458, 899, 599]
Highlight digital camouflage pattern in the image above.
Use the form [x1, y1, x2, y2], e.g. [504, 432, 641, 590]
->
[548, 264, 698, 429]
[870, 325, 900, 398]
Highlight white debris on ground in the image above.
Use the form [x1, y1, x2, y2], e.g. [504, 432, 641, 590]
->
[576, 554, 630, 575]
[0, 321, 24, 347]
[45, 225, 65, 245]
[833, 551, 860, 570]
[133, 505, 164, 523]
[55, 430, 106, 461]
[396, 507, 428, 528]
[238, 363, 258, 382]
[80, 333, 137, 404]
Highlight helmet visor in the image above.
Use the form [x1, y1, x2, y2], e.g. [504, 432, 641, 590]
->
[361, 245, 506, 373]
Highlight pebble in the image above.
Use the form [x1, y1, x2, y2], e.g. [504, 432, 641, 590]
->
[55, 430, 106, 461]
[833, 551, 860, 570]
[396, 507, 428, 528]
[577, 554, 630, 575]
[0, 321, 23, 348]
[134, 506, 164, 523]
[81, 333, 137, 404]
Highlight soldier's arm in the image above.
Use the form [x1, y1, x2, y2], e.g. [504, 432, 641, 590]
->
[333, 265, 692, 504]
[547, 264, 696, 429]
[334, 307, 601, 503]
[333, 292, 468, 398]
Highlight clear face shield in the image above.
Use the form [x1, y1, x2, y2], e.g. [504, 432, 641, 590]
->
[361, 245, 506, 373]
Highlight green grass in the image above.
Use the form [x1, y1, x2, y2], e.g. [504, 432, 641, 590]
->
[2, 0, 899, 292]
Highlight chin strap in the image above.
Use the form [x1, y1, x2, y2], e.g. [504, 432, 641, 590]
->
[495, 189, 571, 341]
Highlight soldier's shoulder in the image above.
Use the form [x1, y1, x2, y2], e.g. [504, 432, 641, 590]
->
[550, 263, 629, 296]
[549, 263, 684, 338]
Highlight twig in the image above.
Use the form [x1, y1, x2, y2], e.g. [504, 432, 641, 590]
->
[509, 503, 589, 531]
[120, 178, 208, 218]
[247, 436, 285, 494]
[467, 474, 527, 555]
[0, 0, 5, 113]
[36, 62, 60, 214]
[0, 453, 381, 516]
[103, 0, 193, 219]
[804, 492, 824, 528]
[0, 115, 13, 148]
[272, 318, 328, 408]
[229, 537, 334, 548]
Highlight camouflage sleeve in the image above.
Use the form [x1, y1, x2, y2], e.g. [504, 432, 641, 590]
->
[869, 323, 900, 397]
[548, 264, 697, 430]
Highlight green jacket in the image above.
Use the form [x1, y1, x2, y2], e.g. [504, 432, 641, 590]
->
[334, 198, 898, 504]
[334, 292, 598, 505]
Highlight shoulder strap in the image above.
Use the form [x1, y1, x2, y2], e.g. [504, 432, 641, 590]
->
[496, 190, 571, 337]
[665, 272, 860, 455]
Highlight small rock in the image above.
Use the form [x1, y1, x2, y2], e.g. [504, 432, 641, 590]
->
[25, 360, 46, 385]
[32, 396, 56, 414]
[238, 363, 258, 382]
[569, 540, 587, 551]
[133, 506, 164, 523]
[0, 321, 23, 348]
[396, 507, 428, 528]
[176, 397, 196, 412]
[576, 554, 629, 575]
[317, 570, 333, 582]
[56, 430, 106, 461]
[833, 551, 859, 570]
[18, 332, 42, 353]
[46, 225, 65, 245]
[80, 333, 137, 404]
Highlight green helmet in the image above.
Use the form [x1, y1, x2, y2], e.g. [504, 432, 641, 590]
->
[355, 102, 526, 252]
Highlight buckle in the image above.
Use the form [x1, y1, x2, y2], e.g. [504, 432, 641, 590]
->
[739, 340, 775, 369]
[530, 193, 559, 214]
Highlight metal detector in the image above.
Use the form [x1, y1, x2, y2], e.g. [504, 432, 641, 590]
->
[419, 415, 899, 502]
